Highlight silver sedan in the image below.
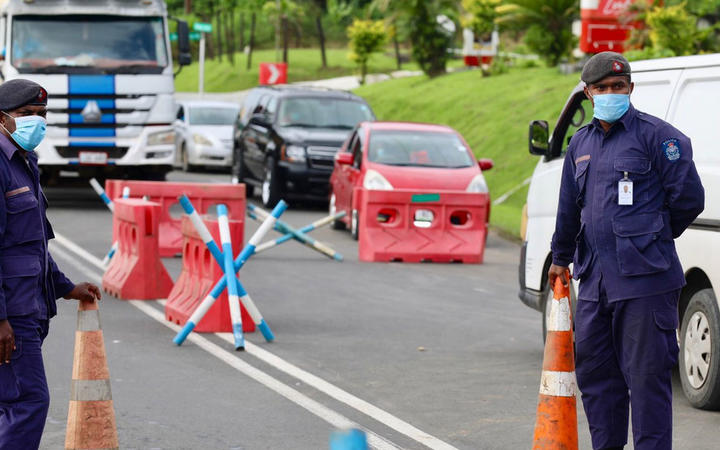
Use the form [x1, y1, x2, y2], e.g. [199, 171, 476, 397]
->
[174, 101, 239, 171]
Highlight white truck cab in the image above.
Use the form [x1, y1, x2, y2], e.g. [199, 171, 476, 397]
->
[0, 0, 190, 182]
[520, 53, 720, 410]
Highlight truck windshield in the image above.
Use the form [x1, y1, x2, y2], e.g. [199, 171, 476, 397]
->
[367, 130, 474, 168]
[11, 15, 168, 74]
[277, 98, 374, 129]
[189, 108, 239, 126]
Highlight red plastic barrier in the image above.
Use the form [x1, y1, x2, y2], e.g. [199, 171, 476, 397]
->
[105, 180, 246, 257]
[102, 199, 174, 299]
[580, 0, 649, 53]
[165, 216, 254, 333]
[356, 189, 489, 263]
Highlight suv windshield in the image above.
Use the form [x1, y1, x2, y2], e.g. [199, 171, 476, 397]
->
[368, 130, 474, 168]
[12, 15, 168, 74]
[277, 98, 373, 129]
[189, 107, 239, 126]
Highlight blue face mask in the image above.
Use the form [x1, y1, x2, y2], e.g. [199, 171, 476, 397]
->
[2, 112, 46, 151]
[591, 93, 630, 123]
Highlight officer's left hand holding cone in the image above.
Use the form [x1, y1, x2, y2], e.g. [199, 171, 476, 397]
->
[65, 298, 118, 450]
[532, 270, 578, 450]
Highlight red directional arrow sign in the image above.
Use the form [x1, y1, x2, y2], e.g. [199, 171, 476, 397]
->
[259, 62, 288, 85]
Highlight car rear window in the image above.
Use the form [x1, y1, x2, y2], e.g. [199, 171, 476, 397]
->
[189, 107, 239, 126]
[277, 98, 373, 129]
[367, 130, 474, 168]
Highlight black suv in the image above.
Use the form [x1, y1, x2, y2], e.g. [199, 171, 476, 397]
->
[232, 86, 375, 206]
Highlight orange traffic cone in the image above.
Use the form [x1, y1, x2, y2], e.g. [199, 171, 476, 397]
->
[65, 300, 119, 450]
[532, 273, 578, 450]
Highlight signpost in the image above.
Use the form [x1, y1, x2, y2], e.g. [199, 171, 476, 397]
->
[193, 22, 213, 95]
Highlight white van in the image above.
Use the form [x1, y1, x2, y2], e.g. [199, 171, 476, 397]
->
[519, 53, 720, 410]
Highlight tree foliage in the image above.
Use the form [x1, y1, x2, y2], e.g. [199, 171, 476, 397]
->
[497, 0, 578, 66]
[461, 0, 501, 38]
[646, 3, 697, 55]
[347, 19, 387, 84]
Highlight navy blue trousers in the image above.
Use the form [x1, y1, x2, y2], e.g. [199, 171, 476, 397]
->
[575, 286, 679, 450]
[0, 317, 50, 450]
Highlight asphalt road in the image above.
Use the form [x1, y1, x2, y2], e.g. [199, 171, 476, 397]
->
[36, 170, 720, 449]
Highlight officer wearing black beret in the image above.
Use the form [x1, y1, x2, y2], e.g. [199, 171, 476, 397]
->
[0, 79, 101, 449]
[549, 52, 705, 450]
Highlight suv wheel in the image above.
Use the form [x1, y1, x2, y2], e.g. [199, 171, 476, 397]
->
[351, 208, 359, 240]
[233, 143, 254, 197]
[261, 157, 281, 208]
[680, 288, 720, 410]
[329, 193, 345, 230]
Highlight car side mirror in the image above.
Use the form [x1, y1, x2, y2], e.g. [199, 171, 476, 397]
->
[478, 158, 493, 171]
[335, 152, 353, 165]
[176, 20, 192, 66]
[529, 120, 549, 156]
[249, 113, 268, 126]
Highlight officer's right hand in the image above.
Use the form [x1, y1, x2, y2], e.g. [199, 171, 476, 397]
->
[0, 319, 15, 364]
[548, 264, 571, 289]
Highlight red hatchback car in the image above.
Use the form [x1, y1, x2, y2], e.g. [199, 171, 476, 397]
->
[329, 121, 493, 239]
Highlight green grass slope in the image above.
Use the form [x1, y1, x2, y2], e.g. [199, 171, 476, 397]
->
[175, 48, 425, 93]
[354, 67, 580, 238]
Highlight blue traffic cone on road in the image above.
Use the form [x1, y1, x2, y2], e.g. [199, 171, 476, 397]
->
[330, 428, 368, 450]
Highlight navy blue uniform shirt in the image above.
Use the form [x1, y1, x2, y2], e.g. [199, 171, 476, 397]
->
[0, 133, 74, 319]
[551, 104, 705, 302]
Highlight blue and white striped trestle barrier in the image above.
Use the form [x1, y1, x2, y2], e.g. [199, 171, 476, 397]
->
[217, 204, 245, 350]
[101, 186, 130, 267]
[173, 198, 288, 346]
[247, 204, 343, 261]
[89, 178, 114, 213]
[254, 211, 346, 254]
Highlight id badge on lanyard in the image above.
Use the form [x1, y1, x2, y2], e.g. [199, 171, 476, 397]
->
[618, 171, 633, 205]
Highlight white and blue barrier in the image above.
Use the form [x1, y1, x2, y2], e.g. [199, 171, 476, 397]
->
[89, 178, 114, 213]
[218, 204, 245, 350]
[173, 199, 287, 346]
[101, 185, 131, 267]
[247, 204, 344, 261]
[254, 211, 346, 254]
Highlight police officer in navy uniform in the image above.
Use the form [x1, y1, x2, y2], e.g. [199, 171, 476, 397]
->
[0, 79, 101, 449]
[549, 52, 705, 450]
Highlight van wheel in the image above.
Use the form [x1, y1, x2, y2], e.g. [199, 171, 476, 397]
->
[680, 288, 720, 410]
[351, 209, 359, 240]
[329, 193, 345, 230]
[261, 157, 281, 208]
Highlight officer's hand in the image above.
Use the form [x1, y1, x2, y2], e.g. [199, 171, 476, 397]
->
[0, 319, 15, 364]
[64, 282, 102, 303]
[548, 264, 571, 289]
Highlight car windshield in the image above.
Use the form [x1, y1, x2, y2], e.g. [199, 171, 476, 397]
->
[368, 130, 474, 168]
[277, 98, 373, 129]
[12, 15, 168, 74]
[189, 107, 239, 126]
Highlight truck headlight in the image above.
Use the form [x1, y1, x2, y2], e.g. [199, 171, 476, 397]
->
[363, 169, 393, 191]
[283, 144, 306, 163]
[193, 133, 213, 146]
[466, 173, 489, 194]
[147, 130, 175, 146]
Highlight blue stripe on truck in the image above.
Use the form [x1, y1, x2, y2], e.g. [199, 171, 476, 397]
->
[68, 75, 116, 138]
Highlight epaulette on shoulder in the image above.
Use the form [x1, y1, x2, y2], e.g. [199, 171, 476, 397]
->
[636, 110, 665, 126]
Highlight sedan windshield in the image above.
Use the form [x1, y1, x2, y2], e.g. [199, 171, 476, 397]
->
[277, 98, 373, 129]
[12, 15, 168, 74]
[189, 108, 239, 126]
[368, 130, 474, 168]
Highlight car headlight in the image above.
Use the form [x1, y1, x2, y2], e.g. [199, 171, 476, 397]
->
[147, 130, 175, 146]
[363, 169, 393, 190]
[192, 133, 213, 146]
[284, 144, 306, 163]
[466, 173, 489, 193]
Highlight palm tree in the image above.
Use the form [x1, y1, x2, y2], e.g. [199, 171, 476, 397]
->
[497, 0, 579, 66]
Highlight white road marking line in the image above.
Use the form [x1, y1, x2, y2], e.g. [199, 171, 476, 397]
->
[51, 234, 458, 450]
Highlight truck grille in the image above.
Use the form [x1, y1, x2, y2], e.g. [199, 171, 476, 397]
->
[56, 146, 129, 159]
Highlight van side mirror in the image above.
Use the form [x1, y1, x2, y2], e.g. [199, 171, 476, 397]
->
[529, 120, 549, 156]
[176, 20, 192, 66]
[335, 152, 353, 165]
[478, 158, 493, 171]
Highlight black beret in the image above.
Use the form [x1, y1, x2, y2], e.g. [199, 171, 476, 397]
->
[581, 52, 631, 85]
[0, 79, 48, 111]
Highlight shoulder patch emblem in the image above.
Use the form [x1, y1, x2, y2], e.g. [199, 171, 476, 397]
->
[663, 139, 681, 162]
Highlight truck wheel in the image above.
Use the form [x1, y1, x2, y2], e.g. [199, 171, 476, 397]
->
[350, 209, 359, 240]
[261, 157, 281, 208]
[680, 288, 720, 410]
[329, 193, 345, 230]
